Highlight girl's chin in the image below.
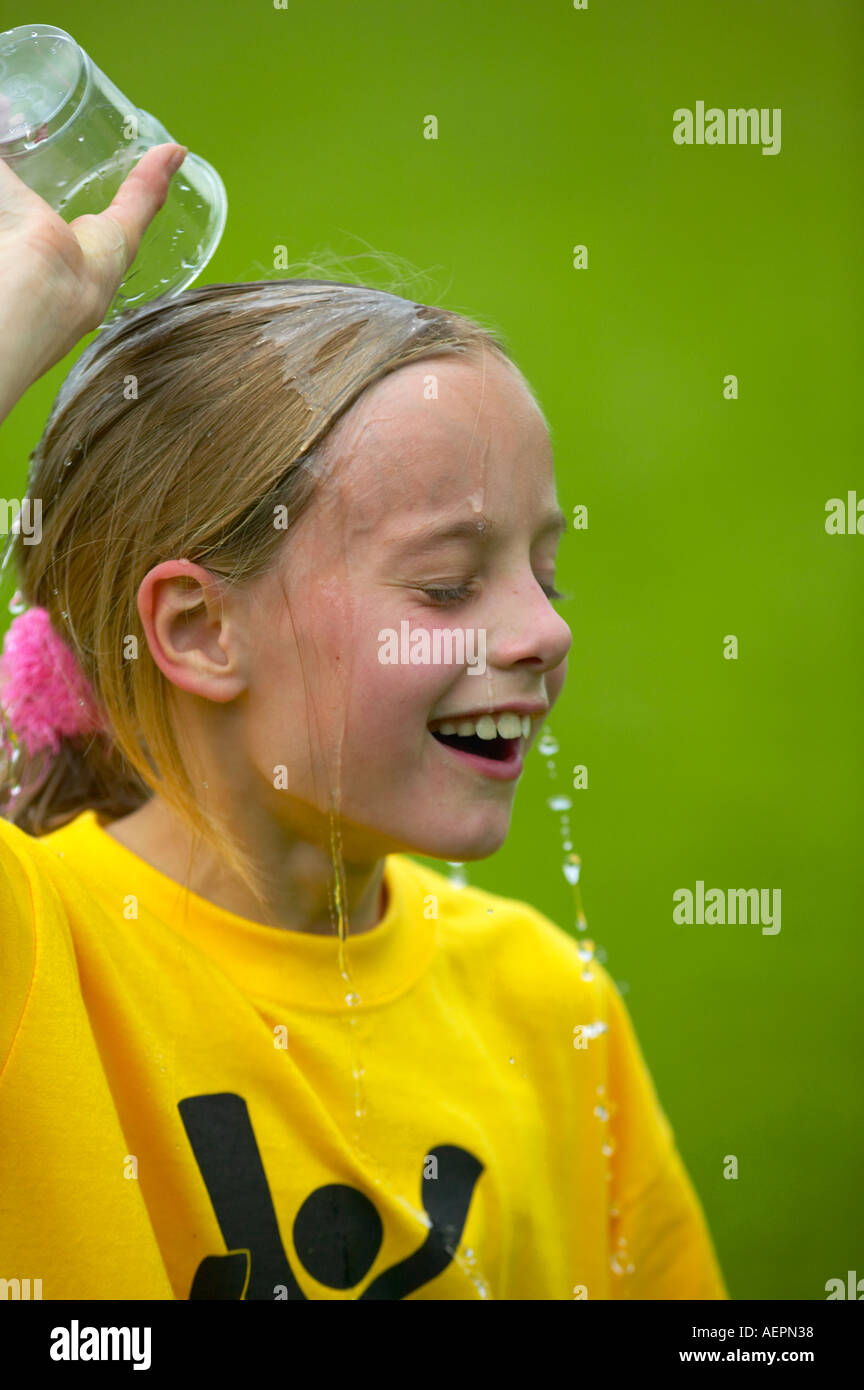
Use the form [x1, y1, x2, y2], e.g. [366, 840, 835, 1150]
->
[311, 792, 514, 862]
[408, 823, 513, 864]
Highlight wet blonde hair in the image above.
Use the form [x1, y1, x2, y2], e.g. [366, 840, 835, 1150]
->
[0, 272, 522, 901]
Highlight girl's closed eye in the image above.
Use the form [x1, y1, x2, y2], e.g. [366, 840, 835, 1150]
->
[420, 580, 568, 607]
[420, 583, 477, 606]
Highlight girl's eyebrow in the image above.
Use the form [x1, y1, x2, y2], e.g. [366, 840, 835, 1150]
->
[392, 508, 568, 554]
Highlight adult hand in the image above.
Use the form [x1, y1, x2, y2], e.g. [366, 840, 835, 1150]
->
[0, 130, 187, 400]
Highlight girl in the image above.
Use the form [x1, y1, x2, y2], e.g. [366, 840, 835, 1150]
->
[0, 144, 728, 1300]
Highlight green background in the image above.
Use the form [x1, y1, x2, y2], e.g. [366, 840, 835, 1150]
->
[1, 0, 861, 1300]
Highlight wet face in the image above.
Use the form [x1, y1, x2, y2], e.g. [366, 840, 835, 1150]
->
[241, 348, 572, 862]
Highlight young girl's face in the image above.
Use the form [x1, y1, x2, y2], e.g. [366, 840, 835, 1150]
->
[240, 347, 572, 863]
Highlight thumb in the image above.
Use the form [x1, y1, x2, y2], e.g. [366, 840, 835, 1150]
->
[69, 143, 187, 286]
[67, 209, 131, 285]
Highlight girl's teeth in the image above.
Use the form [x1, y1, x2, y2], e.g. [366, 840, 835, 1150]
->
[433, 712, 532, 739]
[497, 713, 523, 739]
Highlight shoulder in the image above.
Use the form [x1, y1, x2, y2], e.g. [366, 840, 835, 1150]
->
[0, 814, 65, 1074]
[0, 811, 52, 910]
[388, 853, 613, 1008]
[0, 811, 72, 901]
[389, 857, 668, 1135]
[0, 813, 78, 965]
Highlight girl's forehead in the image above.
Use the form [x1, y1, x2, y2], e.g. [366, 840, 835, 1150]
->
[323, 356, 544, 485]
[291, 353, 553, 547]
[325, 428, 525, 532]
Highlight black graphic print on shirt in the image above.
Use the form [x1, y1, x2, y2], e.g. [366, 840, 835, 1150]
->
[178, 1093, 485, 1300]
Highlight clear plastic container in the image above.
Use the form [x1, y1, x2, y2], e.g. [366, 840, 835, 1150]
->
[0, 22, 227, 323]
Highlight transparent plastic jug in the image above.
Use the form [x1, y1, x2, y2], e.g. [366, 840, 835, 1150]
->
[0, 22, 227, 323]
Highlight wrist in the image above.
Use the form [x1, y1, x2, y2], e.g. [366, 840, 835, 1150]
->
[0, 266, 84, 420]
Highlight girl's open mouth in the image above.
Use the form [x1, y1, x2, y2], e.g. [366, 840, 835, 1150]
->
[431, 728, 515, 762]
[428, 712, 530, 781]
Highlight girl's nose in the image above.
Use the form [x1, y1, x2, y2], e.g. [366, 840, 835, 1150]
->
[485, 581, 572, 674]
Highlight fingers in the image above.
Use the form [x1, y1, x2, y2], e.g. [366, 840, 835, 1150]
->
[0, 140, 49, 221]
[0, 92, 25, 141]
[96, 142, 188, 272]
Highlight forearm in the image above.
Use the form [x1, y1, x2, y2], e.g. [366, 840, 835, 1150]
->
[0, 339, 41, 427]
[0, 273, 68, 425]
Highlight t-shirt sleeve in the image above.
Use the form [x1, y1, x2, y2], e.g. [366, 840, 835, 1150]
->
[601, 970, 729, 1300]
[0, 816, 38, 1081]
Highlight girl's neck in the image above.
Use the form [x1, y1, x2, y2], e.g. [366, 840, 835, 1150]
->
[103, 797, 388, 935]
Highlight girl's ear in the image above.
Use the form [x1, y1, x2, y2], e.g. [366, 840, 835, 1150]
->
[137, 560, 247, 704]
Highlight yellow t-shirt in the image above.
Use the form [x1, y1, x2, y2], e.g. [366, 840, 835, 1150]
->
[0, 809, 728, 1301]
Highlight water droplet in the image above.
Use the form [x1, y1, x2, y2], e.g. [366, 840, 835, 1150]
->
[77, 134, 84, 142]
[562, 840, 573, 851]
[538, 732, 558, 756]
[8, 591, 26, 614]
[563, 856, 581, 886]
[345, 991, 360, 1007]
[594, 1104, 609, 1122]
[547, 795, 572, 811]
[610, 1236, 635, 1276]
[508, 1056, 515, 1064]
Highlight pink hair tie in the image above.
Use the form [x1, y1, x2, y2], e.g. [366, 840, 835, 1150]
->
[0, 604, 106, 758]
